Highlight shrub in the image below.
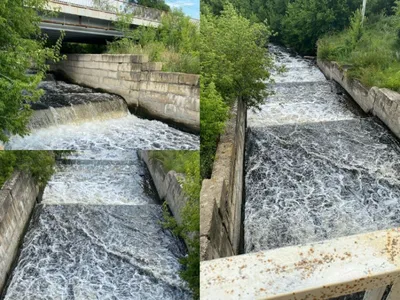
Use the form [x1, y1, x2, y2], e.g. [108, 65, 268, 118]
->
[200, 82, 228, 178]
[0, 151, 58, 187]
[108, 9, 199, 73]
[318, 15, 400, 92]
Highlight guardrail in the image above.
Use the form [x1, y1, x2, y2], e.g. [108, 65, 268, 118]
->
[51, 0, 163, 21]
[201, 228, 400, 300]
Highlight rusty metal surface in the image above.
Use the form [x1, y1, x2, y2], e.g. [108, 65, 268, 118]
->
[200, 228, 400, 300]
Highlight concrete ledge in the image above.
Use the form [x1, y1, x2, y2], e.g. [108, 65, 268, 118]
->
[318, 60, 400, 139]
[138, 150, 187, 225]
[0, 172, 39, 294]
[200, 100, 246, 261]
[51, 54, 200, 133]
[201, 227, 400, 299]
[28, 99, 128, 130]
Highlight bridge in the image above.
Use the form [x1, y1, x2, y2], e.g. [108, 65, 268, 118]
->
[41, 0, 163, 43]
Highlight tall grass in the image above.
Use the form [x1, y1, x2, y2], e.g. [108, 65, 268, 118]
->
[318, 15, 400, 92]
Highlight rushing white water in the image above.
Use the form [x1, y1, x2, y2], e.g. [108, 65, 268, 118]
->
[7, 115, 199, 150]
[6, 81, 199, 150]
[4, 152, 191, 299]
[245, 45, 400, 254]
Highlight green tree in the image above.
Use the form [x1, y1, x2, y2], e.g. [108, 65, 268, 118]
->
[129, 0, 170, 11]
[281, 0, 355, 54]
[0, 0, 64, 143]
[200, 3, 274, 107]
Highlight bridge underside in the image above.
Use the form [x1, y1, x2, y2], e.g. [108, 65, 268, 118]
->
[41, 22, 123, 44]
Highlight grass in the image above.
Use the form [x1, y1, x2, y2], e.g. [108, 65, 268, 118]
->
[106, 38, 200, 74]
[318, 15, 400, 92]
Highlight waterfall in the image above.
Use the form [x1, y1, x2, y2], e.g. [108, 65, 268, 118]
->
[6, 81, 199, 150]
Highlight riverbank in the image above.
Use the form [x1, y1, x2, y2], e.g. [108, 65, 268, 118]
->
[317, 15, 400, 93]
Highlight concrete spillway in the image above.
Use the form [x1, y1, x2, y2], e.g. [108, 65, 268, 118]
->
[3, 152, 191, 299]
[245, 45, 400, 255]
[6, 81, 199, 151]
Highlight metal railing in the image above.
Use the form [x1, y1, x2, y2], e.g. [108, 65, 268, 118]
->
[201, 228, 400, 300]
[51, 0, 163, 22]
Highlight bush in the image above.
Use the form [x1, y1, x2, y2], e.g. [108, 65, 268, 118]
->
[108, 9, 199, 73]
[200, 3, 273, 107]
[200, 4, 274, 178]
[0, 151, 58, 187]
[0, 0, 65, 142]
[200, 82, 228, 178]
[318, 15, 400, 92]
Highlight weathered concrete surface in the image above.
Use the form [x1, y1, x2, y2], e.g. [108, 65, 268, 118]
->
[200, 100, 246, 261]
[47, 1, 163, 26]
[0, 172, 39, 293]
[51, 54, 200, 133]
[138, 150, 187, 225]
[318, 60, 400, 139]
[200, 227, 400, 299]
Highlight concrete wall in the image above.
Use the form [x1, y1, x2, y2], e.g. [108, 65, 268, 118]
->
[318, 60, 400, 139]
[51, 54, 200, 133]
[200, 100, 246, 261]
[138, 150, 187, 225]
[0, 172, 39, 293]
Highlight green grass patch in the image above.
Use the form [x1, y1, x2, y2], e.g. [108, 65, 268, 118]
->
[318, 15, 400, 91]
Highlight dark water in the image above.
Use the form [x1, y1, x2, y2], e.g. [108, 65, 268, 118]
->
[4, 152, 191, 300]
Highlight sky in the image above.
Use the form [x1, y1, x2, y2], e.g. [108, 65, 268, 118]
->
[166, 0, 199, 19]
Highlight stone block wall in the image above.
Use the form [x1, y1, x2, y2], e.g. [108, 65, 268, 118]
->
[0, 172, 39, 293]
[51, 54, 200, 133]
[200, 100, 246, 261]
[318, 60, 400, 139]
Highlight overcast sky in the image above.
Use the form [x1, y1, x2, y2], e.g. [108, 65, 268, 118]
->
[166, 0, 199, 19]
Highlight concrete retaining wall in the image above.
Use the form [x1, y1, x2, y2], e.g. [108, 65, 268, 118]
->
[318, 60, 400, 139]
[200, 100, 246, 261]
[51, 54, 200, 133]
[0, 172, 39, 293]
[138, 150, 187, 225]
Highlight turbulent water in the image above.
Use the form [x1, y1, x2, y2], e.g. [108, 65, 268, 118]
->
[6, 81, 199, 150]
[4, 152, 190, 300]
[245, 45, 400, 254]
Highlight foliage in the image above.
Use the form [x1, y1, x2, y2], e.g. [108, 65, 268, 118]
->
[204, 0, 397, 55]
[108, 9, 199, 73]
[200, 3, 274, 107]
[149, 150, 200, 299]
[128, 0, 170, 12]
[200, 4, 274, 178]
[0, 0, 65, 142]
[200, 82, 228, 178]
[281, 0, 354, 54]
[0, 151, 58, 187]
[318, 15, 400, 92]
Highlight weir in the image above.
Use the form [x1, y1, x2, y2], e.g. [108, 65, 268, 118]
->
[2, 151, 191, 299]
[5, 79, 199, 150]
[241, 45, 400, 298]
